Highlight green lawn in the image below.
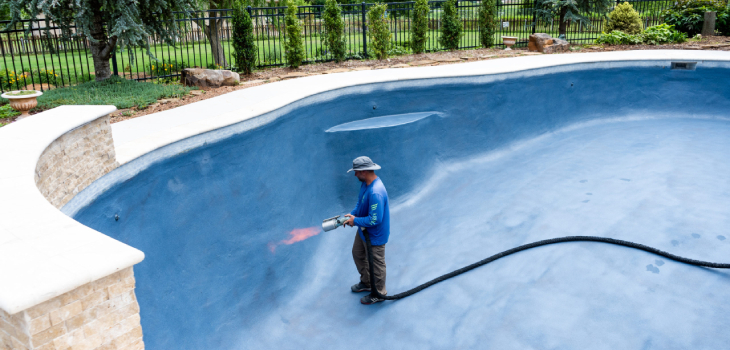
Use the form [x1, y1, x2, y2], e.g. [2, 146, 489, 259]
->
[2, 17, 612, 91]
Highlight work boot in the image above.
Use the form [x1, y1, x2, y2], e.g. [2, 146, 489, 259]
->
[360, 293, 386, 305]
[351, 282, 371, 293]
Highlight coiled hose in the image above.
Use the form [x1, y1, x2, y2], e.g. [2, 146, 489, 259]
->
[361, 229, 730, 301]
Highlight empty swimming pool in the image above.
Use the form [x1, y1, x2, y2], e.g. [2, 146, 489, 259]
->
[66, 58, 730, 350]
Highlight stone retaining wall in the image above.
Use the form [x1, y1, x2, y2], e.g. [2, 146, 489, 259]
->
[34, 115, 119, 209]
[0, 268, 143, 350]
[0, 112, 144, 350]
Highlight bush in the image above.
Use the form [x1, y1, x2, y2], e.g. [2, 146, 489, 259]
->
[595, 30, 644, 45]
[367, 3, 391, 60]
[284, 1, 306, 68]
[232, 2, 258, 74]
[440, 0, 462, 50]
[32, 76, 192, 111]
[596, 24, 687, 45]
[661, 0, 728, 36]
[0, 70, 26, 91]
[323, 0, 347, 62]
[0, 104, 20, 119]
[411, 0, 430, 54]
[641, 23, 687, 44]
[605, 2, 643, 34]
[150, 59, 187, 77]
[478, 0, 498, 48]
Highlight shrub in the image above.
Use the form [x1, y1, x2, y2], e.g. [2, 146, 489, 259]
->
[411, 0, 430, 54]
[150, 59, 187, 77]
[605, 2, 643, 34]
[323, 0, 347, 62]
[595, 30, 643, 45]
[478, 0, 498, 48]
[440, 0, 462, 50]
[0, 104, 20, 119]
[367, 3, 391, 60]
[388, 44, 411, 56]
[718, 10, 730, 35]
[232, 2, 258, 74]
[596, 24, 687, 45]
[661, 0, 728, 35]
[0, 70, 26, 91]
[641, 23, 687, 44]
[284, 1, 306, 68]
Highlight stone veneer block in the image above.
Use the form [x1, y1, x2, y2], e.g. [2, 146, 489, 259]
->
[34, 115, 119, 209]
[0, 268, 143, 350]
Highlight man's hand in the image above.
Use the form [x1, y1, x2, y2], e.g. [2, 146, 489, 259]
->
[344, 214, 355, 227]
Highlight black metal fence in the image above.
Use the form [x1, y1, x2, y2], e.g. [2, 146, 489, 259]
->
[1, 0, 673, 93]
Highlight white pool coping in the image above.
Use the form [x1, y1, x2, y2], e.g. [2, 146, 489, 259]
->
[1, 50, 728, 316]
[0, 106, 145, 315]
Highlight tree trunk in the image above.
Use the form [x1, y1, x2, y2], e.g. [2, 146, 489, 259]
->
[88, 5, 117, 81]
[558, 7, 568, 37]
[201, 11, 228, 67]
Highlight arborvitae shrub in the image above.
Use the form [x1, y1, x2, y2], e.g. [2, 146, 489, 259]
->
[367, 3, 391, 60]
[440, 0, 462, 50]
[605, 2, 643, 34]
[478, 0, 497, 47]
[284, 1, 306, 68]
[411, 0, 430, 54]
[232, 3, 257, 74]
[323, 0, 347, 62]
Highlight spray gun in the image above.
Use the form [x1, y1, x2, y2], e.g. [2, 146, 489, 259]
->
[322, 215, 350, 232]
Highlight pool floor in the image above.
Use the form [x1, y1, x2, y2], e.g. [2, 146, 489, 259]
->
[239, 116, 730, 349]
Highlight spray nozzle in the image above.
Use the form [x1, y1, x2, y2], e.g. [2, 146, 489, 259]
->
[322, 215, 349, 232]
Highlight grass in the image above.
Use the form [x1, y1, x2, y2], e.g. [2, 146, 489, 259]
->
[1, 76, 193, 112]
[0, 104, 20, 119]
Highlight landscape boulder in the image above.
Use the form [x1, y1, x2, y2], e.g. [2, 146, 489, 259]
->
[181, 68, 240, 88]
[528, 33, 570, 54]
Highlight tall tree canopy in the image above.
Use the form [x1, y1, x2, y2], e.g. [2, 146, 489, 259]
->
[534, 0, 613, 37]
[3, 0, 196, 80]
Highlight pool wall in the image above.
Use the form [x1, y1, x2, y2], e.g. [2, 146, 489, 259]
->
[1, 50, 729, 350]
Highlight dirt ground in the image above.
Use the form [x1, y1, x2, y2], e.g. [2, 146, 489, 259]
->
[3, 36, 729, 126]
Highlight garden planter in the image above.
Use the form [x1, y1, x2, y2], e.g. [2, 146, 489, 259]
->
[502, 36, 519, 50]
[1, 90, 42, 119]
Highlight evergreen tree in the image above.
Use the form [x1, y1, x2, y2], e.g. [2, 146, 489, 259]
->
[322, 0, 347, 62]
[411, 0, 430, 54]
[478, 0, 498, 48]
[440, 0, 462, 50]
[284, 1, 306, 68]
[605, 2, 643, 34]
[367, 3, 391, 60]
[4, 0, 196, 81]
[232, 2, 257, 74]
[534, 0, 613, 38]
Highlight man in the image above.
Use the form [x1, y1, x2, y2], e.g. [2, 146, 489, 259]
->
[344, 156, 391, 305]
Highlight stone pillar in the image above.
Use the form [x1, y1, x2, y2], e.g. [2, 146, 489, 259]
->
[0, 268, 143, 350]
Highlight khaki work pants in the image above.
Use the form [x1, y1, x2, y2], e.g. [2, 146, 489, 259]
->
[352, 232, 387, 294]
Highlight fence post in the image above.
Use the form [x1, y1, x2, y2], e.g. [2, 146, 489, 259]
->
[531, 0, 537, 34]
[361, 2, 368, 58]
[111, 47, 119, 76]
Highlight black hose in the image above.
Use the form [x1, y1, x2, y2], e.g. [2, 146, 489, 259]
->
[361, 229, 730, 301]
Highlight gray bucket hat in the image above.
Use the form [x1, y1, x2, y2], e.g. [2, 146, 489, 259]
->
[347, 156, 381, 173]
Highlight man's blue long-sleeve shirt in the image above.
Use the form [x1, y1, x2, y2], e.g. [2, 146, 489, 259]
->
[350, 177, 390, 246]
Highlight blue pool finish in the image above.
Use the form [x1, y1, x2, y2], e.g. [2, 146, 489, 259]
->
[68, 61, 730, 350]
